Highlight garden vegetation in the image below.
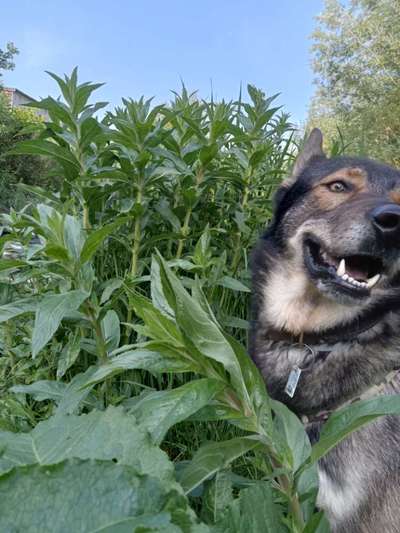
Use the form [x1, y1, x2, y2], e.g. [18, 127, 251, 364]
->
[1, 69, 400, 532]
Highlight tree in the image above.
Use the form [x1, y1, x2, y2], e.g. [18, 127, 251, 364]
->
[0, 42, 18, 86]
[0, 96, 49, 211]
[309, 0, 400, 165]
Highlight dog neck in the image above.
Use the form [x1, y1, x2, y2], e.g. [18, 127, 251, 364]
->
[265, 308, 384, 346]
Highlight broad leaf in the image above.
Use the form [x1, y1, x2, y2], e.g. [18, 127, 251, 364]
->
[157, 255, 252, 412]
[271, 400, 311, 471]
[32, 290, 88, 357]
[101, 310, 120, 353]
[311, 394, 400, 463]
[0, 406, 172, 481]
[80, 217, 128, 264]
[130, 379, 224, 445]
[57, 330, 81, 378]
[0, 296, 38, 323]
[78, 349, 194, 389]
[213, 482, 288, 533]
[179, 437, 261, 494]
[0, 460, 198, 533]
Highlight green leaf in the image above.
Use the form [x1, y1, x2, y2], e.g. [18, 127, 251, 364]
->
[57, 330, 81, 378]
[10, 368, 98, 415]
[10, 380, 67, 402]
[311, 394, 400, 463]
[201, 472, 234, 525]
[0, 259, 27, 272]
[217, 276, 250, 293]
[56, 366, 99, 414]
[79, 217, 128, 264]
[150, 256, 175, 319]
[0, 407, 172, 481]
[271, 400, 311, 471]
[155, 199, 181, 232]
[9, 139, 80, 174]
[129, 291, 182, 345]
[0, 459, 191, 533]
[156, 255, 252, 411]
[101, 310, 120, 353]
[130, 379, 224, 445]
[78, 349, 194, 389]
[179, 437, 261, 494]
[32, 290, 89, 357]
[63, 214, 85, 262]
[0, 296, 38, 323]
[100, 278, 123, 305]
[213, 482, 288, 533]
[303, 511, 330, 533]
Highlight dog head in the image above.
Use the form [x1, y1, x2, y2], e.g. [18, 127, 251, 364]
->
[255, 129, 400, 334]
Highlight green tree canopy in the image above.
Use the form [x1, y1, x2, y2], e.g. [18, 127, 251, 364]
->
[0, 42, 18, 86]
[309, 0, 400, 165]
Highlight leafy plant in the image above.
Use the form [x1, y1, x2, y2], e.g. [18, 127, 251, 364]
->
[2, 69, 400, 532]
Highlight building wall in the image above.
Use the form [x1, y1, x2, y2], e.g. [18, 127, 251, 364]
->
[12, 90, 34, 107]
[2, 88, 49, 120]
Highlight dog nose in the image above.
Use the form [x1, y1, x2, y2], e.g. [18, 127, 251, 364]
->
[370, 204, 400, 238]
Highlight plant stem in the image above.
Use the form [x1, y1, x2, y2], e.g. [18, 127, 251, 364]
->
[271, 457, 305, 531]
[176, 207, 192, 259]
[231, 174, 250, 274]
[83, 204, 91, 230]
[124, 186, 143, 343]
[84, 303, 108, 364]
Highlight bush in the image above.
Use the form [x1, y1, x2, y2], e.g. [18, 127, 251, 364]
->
[0, 93, 50, 211]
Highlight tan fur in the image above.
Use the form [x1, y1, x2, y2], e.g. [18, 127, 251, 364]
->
[312, 168, 369, 211]
[389, 190, 400, 205]
[260, 219, 366, 334]
[261, 263, 363, 334]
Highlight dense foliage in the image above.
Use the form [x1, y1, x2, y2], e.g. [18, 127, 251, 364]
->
[309, 0, 400, 164]
[0, 41, 18, 86]
[0, 95, 48, 210]
[2, 70, 400, 532]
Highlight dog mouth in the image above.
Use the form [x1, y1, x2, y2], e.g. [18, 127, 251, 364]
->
[304, 237, 383, 296]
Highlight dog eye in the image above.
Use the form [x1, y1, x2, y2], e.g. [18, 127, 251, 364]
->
[327, 181, 348, 193]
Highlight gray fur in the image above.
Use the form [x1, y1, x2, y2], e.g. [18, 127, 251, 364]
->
[250, 133, 400, 532]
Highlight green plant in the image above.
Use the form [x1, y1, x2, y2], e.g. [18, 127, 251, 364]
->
[2, 69, 400, 532]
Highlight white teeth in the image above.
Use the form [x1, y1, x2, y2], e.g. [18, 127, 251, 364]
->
[337, 258, 346, 277]
[366, 273, 380, 289]
[334, 256, 380, 290]
[337, 268, 368, 289]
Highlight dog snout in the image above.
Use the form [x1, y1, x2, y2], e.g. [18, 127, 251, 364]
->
[369, 204, 400, 244]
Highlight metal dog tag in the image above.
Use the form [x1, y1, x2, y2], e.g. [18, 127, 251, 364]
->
[285, 366, 302, 398]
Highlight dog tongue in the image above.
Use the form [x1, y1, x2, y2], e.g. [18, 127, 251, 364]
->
[345, 265, 368, 282]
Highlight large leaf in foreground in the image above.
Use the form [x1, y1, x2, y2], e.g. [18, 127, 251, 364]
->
[0, 406, 172, 482]
[0, 460, 195, 533]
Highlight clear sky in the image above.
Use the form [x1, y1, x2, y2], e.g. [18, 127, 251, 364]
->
[2, 0, 324, 124]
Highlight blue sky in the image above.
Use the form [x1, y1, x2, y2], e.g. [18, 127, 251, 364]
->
[2, 0, 324, 123]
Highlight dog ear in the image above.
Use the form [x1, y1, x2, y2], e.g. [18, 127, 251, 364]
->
[283, 128, 325, 187]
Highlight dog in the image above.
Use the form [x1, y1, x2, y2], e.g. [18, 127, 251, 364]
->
[250, 129, 400, 533]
